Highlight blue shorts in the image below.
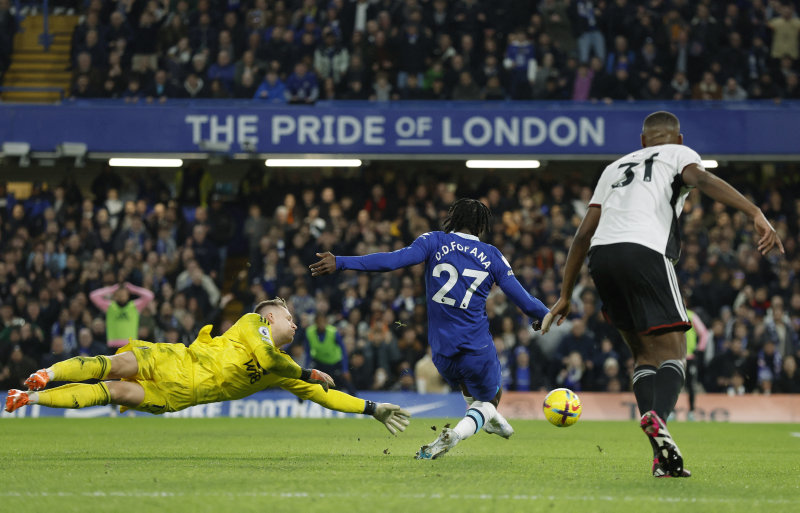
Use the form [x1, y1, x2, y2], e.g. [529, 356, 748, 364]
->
[432, 345, 501, 402]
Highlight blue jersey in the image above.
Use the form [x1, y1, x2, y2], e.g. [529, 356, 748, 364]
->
[336, 231, 549, 357]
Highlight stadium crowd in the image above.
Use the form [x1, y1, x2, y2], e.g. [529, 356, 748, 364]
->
[1, 163, 799, 397]
[51, 0, 800, 101]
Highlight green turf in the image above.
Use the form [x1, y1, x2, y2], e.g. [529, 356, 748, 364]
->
[1, 417, 798, 513]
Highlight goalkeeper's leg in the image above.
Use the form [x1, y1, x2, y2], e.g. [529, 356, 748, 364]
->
[24, 352, 140, 390]
[7, 381, 144, 412]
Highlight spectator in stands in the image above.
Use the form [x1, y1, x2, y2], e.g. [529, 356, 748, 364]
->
[234, 71, 258, 98]
[70, 10, 103, 65]
[180, 72, 208, 98]
[131, 9, 162, 73]
[414, 346, 449, 393]
[605, 35, 635, 75]
[0, 345, 38, 390]
[640, 76, 671, 100]
[570, 0, 605, 64]
[556, 351, 587, 392]
[189, 12, 217, 57]
[398, 73, 426, 99]
[722, 77, 748, 101]
[207, 50, 236, 94]
[303, 313, 352, 393]
[531, 52, 559, 98]
[748, 36, 771, 85]
[784, 73, 800, 99]
[76, 327, 107, 357]
[774, 356, 800, 393]
[40, 336, 72, 369]
[768, 3, 800, 61]
[504, 29, 535, 99]
[314, 28, 349, 89]
[176, 260, 219, 319]
[145, 69, 177, 103]
[235, 51, 265, 89]
[482, 75, 506, 100]
[254, 68, 287, 102]
[395, 22, 430, 89]
[70, 74, 98, 99]
[692, 70, 722, 99]
[76, 29, 107, 70]
[286, 61, 319, 104]
[750, 72, 782, 100]
[764, 296, 798, 358]
[370, 71, 393, 101]
[89, 282, 154, 349]
[73, 52, 104, 93]
[718, 32, 749, 86]
[603, 63, 634, 101]
[121, 76, 144, 103]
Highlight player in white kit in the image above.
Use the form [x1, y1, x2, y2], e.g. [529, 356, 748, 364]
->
[542, 111, 783, 477]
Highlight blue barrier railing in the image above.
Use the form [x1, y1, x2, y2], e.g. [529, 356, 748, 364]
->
[12, 0, 53, 51]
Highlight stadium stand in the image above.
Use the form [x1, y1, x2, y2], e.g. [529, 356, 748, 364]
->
[0, 0, 798, 397]
[1, 163, 799, 396]
[0, 0, 778, 102]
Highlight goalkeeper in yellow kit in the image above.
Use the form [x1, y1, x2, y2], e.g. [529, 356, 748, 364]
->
[5, 298, 411, 434]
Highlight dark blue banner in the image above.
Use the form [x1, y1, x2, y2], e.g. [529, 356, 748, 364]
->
[0, 390, 467, 419]
[1, 100, 798, 156]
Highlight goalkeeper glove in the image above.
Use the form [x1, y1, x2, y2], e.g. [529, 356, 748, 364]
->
[300, 368, 335, 392]
[368, 402, 411, 435]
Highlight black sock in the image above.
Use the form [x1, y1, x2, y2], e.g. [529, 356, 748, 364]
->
[632, 365, 657, 415]
[653, 360, 686, 422]
[633, 365, 659, 458]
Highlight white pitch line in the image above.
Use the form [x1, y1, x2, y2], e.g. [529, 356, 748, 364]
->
[1, 491, 798, 504]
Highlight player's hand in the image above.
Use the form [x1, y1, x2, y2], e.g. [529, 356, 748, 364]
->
[754, 212, 784, 256]
[541, 297, 571, 334]
[309, 252, 337, 277]
[303, 369, 335, 392]
[372, 403, 411, 435]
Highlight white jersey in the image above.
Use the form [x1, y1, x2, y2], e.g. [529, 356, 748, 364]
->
[589, 143, 701, 260]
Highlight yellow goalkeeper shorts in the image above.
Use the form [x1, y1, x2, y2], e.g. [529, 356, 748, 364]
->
[116, 340, 195, 414]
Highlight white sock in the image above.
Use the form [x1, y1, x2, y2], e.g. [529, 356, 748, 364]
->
[453, 401, 497, 440]
[462, 394, 474, 406]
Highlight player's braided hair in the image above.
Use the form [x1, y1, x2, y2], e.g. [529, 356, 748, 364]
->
[253, 297, 288, 315]
[441, 198, 492, 238]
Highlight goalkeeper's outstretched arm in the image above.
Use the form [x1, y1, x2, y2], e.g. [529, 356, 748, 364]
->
[254, 341, 336, 391]
[281, 379, 411, 435]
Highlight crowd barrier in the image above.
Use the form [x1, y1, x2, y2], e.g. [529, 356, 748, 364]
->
[2, 391, 799, 422]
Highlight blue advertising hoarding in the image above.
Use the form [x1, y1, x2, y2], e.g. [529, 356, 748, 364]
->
[1, 100, 798, 157]
[0, 391, 468, 419]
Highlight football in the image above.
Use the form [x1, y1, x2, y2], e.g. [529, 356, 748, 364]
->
[543, 388, 582, 427]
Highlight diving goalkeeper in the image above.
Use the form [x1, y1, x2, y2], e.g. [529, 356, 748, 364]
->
[5, 298, 411, 435]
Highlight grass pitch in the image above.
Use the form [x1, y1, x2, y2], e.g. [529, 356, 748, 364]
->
[1, 417, 798, 513]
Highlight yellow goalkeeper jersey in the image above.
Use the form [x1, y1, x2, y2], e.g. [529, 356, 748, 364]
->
[188, 313, 303, 405]
[119, 312, 367, 414]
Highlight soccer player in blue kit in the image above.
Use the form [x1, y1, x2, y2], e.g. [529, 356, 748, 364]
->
[310, 198, 549, 459]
